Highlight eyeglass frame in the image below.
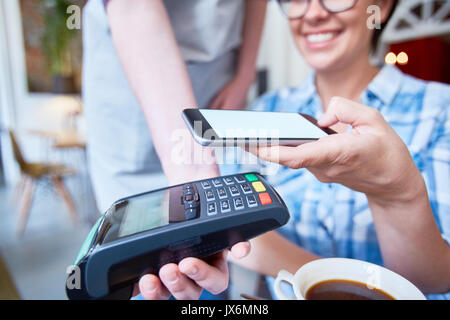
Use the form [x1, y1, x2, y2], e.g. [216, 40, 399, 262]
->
[276, 0, 359, 20]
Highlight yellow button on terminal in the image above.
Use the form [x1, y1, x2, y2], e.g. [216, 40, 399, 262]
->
[252, 181, 266, 193]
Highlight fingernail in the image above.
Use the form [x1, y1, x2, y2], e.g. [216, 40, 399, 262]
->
[185, 265, 198, 276]
[234, 247, 246, 259]
[144, 280, 156, 293]
[317, 114, 326, 125]
[167, 272, 178, 284]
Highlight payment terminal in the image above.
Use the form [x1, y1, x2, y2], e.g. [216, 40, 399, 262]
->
[66, 172, 289, 300]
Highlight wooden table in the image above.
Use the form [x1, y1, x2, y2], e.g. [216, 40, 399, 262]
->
[27, 129, 86, 149]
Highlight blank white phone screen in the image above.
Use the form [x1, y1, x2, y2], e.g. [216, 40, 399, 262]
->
[199, 110, 327, 139]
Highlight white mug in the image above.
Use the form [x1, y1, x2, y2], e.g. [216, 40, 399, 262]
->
[274, 258, 426, 300]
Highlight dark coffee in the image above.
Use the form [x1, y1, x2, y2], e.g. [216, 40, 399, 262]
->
[305, 279, 395, 300]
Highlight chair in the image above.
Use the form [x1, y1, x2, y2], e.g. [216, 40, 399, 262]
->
[0, 253, 20, 299]
[9, 130, 78, 236]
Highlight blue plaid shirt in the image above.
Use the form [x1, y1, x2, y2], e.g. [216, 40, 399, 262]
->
[220, 65, 450, 299]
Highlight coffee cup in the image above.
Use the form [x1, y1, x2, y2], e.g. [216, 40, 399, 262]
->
[274, 258, 426, 300]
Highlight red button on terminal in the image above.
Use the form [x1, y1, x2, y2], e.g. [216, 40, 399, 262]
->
[258, 192, 272, 205]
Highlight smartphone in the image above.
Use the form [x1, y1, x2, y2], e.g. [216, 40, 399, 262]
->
[182, 108, 336, 147]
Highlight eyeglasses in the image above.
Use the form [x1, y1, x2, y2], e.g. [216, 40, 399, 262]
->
[276, 0, 358, 20]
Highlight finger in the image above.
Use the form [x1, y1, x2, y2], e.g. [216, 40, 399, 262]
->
[254, 136, 345, 169]
[210, 101, 221, 109]
[230, 241, 251, 259]
[209, 92, 226, 109]
[209, 97, 221, 109]
[178, 253, 229, 295]
[159, 263, 203, 300]
[209, 102, 221, 109]
[138, 273, 171, 300]
[319, 96, 381, 129]
[249, 144, 303, 168]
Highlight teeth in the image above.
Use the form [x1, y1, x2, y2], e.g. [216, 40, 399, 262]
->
[306, 32, 334, 43]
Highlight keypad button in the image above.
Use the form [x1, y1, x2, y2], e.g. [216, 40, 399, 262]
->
[223, 177, 234, 185]
[252, 181, 266, 193]
[233, 197, 244, 210]
[205, 189, 215, 201]
[258, 192, 272, 205]
[240, 183, 252, 194]
[184, 200, 197, 210]
[212, 178, 223, 187]
[229, 185, 240, 196]
[201, 181, 211, 189]
[245, 173, 259, 182]
[220, 200, 231, 213]
[185, 208, 197, 220]
[207, 203, 217, 216]
[184, 194, 194, 202]
[246, 195, 258, 207]
[234, 175, 246, 183]
[217, 187, 227, 199]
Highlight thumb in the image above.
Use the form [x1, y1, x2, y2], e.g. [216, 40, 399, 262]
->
[318, 96, 381, 128]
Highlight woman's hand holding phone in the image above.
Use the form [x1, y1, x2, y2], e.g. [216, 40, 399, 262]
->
[250, 98, 450, 292]
[250, 96, 425, 204]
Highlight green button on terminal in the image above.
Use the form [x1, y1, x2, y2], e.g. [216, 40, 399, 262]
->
[245, 173, 258, 182]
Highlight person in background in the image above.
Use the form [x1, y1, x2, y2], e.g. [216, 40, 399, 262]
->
[82, 0, 264, 299]
[220, 0, 450, 299]
[82, 0, 266, 212]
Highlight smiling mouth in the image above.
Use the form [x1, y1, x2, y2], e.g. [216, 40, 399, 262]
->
[304, 31, 341, 44]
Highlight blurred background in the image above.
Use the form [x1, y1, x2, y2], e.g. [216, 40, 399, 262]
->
[0, 0, 449, 299]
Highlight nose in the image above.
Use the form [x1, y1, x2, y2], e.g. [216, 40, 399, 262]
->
[303, 0, 330, 24]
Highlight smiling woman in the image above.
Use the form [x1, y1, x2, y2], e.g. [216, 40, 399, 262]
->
[286, 0, 395, 74]
[278, 0, 397, 52]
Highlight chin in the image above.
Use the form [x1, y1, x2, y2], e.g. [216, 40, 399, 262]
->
[303, 54, 340, 73]
[297, 42, 336, 71]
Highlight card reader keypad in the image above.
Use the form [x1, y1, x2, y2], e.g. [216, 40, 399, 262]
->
[220, 200, 231, 213]
[217, 187, 227, 199]
[207, 202, 217, 215]
[181, 184, 200, 220]
[229, 185, 240, 196]
[194, 173, 273, 216]
[246, 194, 258, 208]
[205, 189, 215, 201]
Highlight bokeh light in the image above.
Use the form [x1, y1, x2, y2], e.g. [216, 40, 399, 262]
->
[396, 52, 409, 65]
[385, 52, 397, 65]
